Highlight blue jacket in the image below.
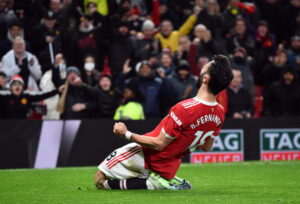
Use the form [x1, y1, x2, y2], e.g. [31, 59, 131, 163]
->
[116, 72, 174, 118]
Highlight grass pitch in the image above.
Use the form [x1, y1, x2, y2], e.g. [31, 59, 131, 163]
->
[0, 161, 299, 204]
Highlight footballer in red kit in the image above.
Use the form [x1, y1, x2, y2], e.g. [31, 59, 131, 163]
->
[95, 55, 233, 190]
[142, 98, 224, 179]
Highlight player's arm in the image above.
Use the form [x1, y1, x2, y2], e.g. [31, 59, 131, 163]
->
[198, 137, 214, 152]
[113, 122, 173, 151]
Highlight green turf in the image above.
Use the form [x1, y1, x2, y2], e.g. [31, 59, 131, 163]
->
[0, 161, 299, 204]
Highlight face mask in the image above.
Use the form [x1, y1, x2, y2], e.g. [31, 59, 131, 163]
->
[59, 63, 66, 79]
[234, 56, 245, 64]
[84, 62, 95, 71]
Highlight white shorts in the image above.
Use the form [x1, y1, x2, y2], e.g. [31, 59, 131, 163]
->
[98, 143, 150, 180]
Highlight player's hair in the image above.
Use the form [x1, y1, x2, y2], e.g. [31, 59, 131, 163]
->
[207, 55, 233, 95]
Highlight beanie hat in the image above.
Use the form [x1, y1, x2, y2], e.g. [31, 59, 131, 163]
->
[176, 60, 190, 72]
[118, 21, 129, 28]
[135, 60, 151, 73]
[99, 72, 112, 82]
[10, 75, 24, 86]
[234, 47, 247, 57]
[142, 19, 155, 31]
[130, 6, 141, 16]
[0, 70, 7, 77]
[43, 10, 56, 20]
[125, 78, 144, 102]
[67, 66, 81, 76]
[257, 20, 269, 28]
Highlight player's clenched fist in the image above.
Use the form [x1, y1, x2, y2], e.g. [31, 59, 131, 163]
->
[113, 122, 128, 138]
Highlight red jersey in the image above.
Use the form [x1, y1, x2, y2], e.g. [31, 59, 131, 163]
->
[142, 97, 225, 179]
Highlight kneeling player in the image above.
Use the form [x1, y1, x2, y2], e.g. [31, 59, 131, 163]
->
[95, 55, 233, 190]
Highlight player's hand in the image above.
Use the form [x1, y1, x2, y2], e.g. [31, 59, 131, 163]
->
[113, 122, 127, 138]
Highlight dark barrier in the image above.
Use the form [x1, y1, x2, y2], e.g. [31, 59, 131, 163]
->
[0, 118, 299, 169]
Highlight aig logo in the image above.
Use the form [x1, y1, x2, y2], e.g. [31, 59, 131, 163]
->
[191, 129, 243, 164]
[260, 129, 300, 161]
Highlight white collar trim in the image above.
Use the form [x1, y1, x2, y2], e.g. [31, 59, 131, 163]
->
[193, 97, 218, 106]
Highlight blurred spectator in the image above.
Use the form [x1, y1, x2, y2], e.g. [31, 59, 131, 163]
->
[49, 0, 63, 15]
[95, 71, 121, 118]
[127, 6, 143, 35]
[39, 53, 66, 119]
[193, 24, 222, 60]
[226, 18, 255, 56]
[221, 0, 259, 37]
[83, 0, 109, 17]
[190, 56, 209, 78]
[255, 0, 284, 43]
[52, 66, 98, 119]
[0, 70, 7, 90]
[0, 75, 59, 119]
[173, 35, 191, 64]
[1, 37, 42, 91]
[296, 58, 300, 86]
[0, 21, 31, 59]
[116, 59, 173, 118]
[155, 0, 181, 29]
[252, 20, 276, 85]
[0, 0, 18, 41]
[226, 68, 253, 119]
[108, 21, 134, 79]
[30, 10, 61, 73]
[167, 60, 197, 103]
[287, 34, 300, 68]
[262, 49, 289, 89]
[132, 19, 159, 62]
[131, 0, 148, 16]
[281, 0, 300, 41]
[113, 0, 132, 22]
[114, 77, 144, 120]
[154, 6, 200, 53]
[264, 67, 300, 117]
[69, 14, 107, 70]
[156, 51, 176, 78]
[195, 0, 223, 38]
[148, 51, 160, 70]
[85, 1, 107, 27]
[82, 55, 101, 87]
[230, 47, 254, 99]
[194, 0, 205, 10]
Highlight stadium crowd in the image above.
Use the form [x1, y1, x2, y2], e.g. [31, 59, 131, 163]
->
[0, 0, 300, 120]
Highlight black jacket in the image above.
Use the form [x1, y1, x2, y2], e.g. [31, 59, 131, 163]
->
[52, 68, 98, 119]
[60, 84, 97, 119]
[264, 81, 300, 117]
[0, 89, 57, 119]
[226, 87, 254, 118]
[95, 85, 121, 118]
[30, 23, 61, 72]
